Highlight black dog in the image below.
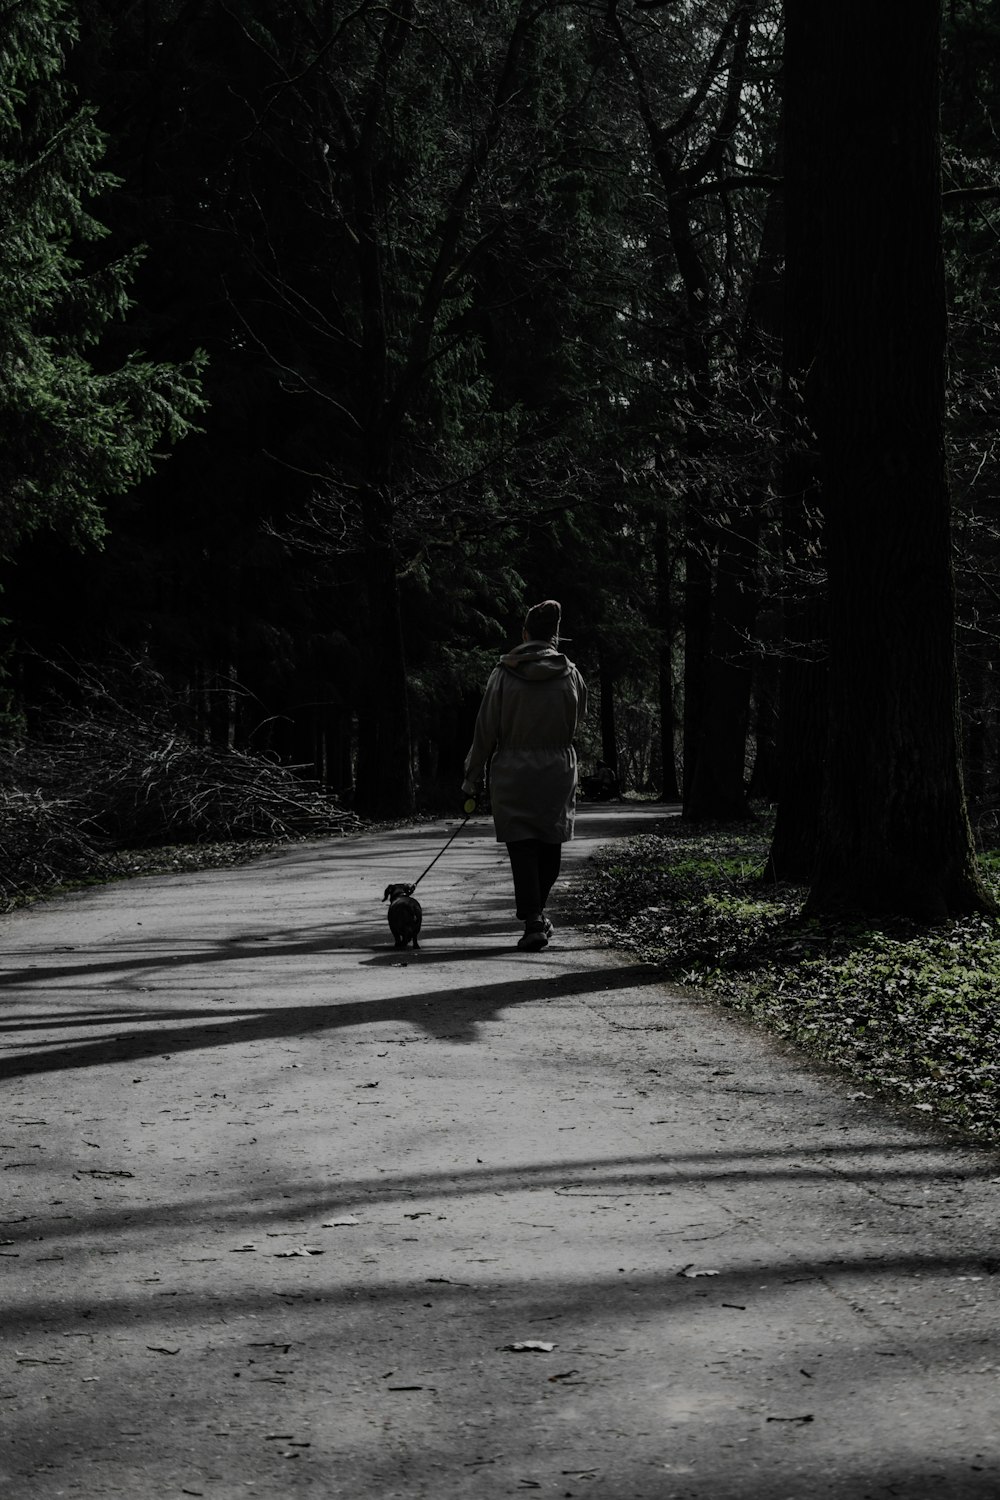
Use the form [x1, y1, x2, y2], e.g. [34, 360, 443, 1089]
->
[382, 883, 422, 950]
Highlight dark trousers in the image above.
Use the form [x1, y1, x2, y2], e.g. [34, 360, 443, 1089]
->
[505, 839, 562, 922]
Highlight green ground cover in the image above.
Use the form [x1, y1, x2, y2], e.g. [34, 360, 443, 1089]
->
[571, 819, 1000, 1147]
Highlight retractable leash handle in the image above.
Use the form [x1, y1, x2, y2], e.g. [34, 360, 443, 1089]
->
[409, 798, 478, 891]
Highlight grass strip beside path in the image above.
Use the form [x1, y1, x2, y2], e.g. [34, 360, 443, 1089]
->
[569, 820, 1000, 1147]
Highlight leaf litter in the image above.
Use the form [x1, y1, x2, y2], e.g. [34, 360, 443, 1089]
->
[569, 822, 1000, 1144]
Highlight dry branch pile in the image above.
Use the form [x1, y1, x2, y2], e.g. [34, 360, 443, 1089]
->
[0, 787, 115, 898]
[0, 668, 358, 908]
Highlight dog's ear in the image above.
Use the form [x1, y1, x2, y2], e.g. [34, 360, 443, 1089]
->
[382, 886, 393, 902]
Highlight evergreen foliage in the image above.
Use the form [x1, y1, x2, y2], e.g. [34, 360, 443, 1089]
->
[0, 0, 205, 555]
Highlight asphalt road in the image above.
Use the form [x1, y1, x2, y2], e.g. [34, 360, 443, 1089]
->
[2, 803, 999, 1499]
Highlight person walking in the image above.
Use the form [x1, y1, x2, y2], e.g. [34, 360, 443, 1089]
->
[462, 599, 588, 951]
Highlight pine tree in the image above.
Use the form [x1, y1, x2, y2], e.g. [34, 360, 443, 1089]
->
[0, 0, 204, 556]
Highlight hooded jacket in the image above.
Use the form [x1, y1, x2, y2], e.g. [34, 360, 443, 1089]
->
[462, 641, 588, 843]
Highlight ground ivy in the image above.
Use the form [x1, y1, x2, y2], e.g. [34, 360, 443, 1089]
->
[569, 821, 1000, 1145]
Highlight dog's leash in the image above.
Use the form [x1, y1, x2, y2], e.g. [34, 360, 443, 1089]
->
[409, 798, 477, 891]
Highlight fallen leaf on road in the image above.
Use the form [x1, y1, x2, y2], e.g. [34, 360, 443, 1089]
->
[231, 1244, 258, 1252]
[147, 1346, 180, 1356]
[274, 1246, 325, 1257]
[322, 1216, 359, 1227]
[677, 1265, 719, 1278]
[766, 1413, 814, 1423]
[501, 1341, 555, 1354]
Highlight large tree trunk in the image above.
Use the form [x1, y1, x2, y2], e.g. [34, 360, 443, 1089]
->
[800, 0, 994, 920]
[766, 457, 827, 881]
[765, 5, 827, 883]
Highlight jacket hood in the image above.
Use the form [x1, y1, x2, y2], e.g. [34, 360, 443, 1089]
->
[499, 641, 572, 681]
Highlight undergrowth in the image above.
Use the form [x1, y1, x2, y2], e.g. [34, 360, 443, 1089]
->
[0, 656, 358, 910]
[570, 821, 1000, 1147]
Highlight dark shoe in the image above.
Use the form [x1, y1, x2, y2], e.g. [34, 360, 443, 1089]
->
[517, 922, 549, 952]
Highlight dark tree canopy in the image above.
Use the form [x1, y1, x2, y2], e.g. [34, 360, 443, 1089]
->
[0, 0, 998, 924]
[0, 0, 204, 555]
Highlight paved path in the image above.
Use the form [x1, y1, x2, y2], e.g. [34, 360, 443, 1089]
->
[1, 804, 998, 1499]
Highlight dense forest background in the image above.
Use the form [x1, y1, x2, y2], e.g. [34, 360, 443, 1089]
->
[2, 0, 999, 919]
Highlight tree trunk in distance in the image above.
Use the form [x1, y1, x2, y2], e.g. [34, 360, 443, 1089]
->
[681, 507, 713, 809]
[747, 655, 780, 804]
[685, 511, 758, 821]
[598, 650, 619, 776]
[351, 485, 414, 819]
[654, 517, 681, 801]
[802, 0, 995, 921]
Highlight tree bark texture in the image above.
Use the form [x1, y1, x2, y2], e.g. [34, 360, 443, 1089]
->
[685, 511, 758, 821]
[765, 2, 827, 882]
[654, 517, 681, 801]
[598, 650, 619, 775]
[766, 488, 827, 883]
[351, 484, 414, 819]
[682, 508, 713, 807]
[800, 0, 994, 919]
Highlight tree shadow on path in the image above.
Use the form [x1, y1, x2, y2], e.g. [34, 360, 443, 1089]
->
[0, 961, 667, 1079]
